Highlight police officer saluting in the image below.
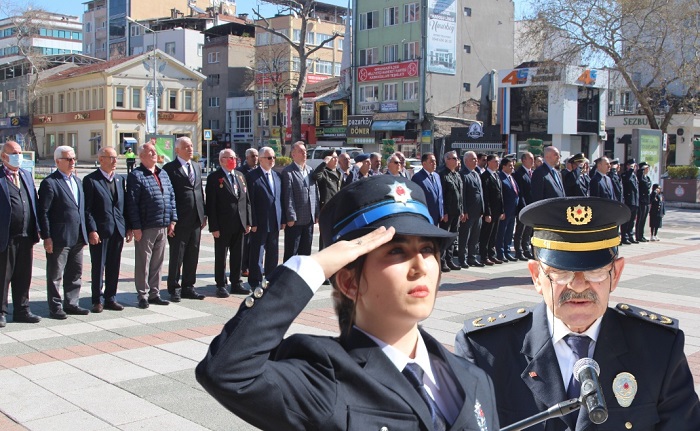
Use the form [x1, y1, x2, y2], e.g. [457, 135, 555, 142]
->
[456, 196, 700, 431]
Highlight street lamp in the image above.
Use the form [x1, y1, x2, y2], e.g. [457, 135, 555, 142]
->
[127, 17, 159, 135]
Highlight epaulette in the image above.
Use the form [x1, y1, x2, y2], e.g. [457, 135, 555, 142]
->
[615, 303, 678, 331]
[464, 307, 531, 333]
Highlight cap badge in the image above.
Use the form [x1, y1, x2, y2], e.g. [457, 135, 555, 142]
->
[387, 181, 412, 204]
[566, 205, 593, 225]
[612, 372, 637, 407]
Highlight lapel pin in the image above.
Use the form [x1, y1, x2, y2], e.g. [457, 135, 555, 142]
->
[529, 371, 538, 378]
[613, 372, 637, 407]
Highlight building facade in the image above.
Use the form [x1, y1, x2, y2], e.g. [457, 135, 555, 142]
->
[33, 51, 204, 161]
[0, 12, 83, 63]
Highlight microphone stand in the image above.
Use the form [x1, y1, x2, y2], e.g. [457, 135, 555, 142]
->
[500, 398, 581, 431]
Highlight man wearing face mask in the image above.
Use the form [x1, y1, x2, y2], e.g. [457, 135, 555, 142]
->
[206, 149, 251, 297]
[456, 197, 700, 430]
[0, 141, 42, 326]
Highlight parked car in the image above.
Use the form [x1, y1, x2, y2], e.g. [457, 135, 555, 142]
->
[306, 146, 363, 169]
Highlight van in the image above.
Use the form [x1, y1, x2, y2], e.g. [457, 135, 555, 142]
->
[306, 146, 363, 169]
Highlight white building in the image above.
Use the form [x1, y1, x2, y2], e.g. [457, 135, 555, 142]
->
[0, 13, 83, 63]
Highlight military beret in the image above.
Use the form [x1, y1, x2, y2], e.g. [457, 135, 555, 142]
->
[519, 197, 631, 271]
[319, 175, 456, 250]
[354, 153, 370, 163]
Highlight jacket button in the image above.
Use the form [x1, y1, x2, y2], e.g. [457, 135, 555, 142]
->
[625, 422, 633, 429]
[244, 296, 255, 308]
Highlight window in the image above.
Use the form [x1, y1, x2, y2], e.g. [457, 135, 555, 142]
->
[293, 29, 301, 42]
[405, 3, 420, 22]
[271, 113, 283, 127]
[208, 51, 220, 63]
[85, 91, 90, 110]
[115, 88, 125, 108]
[207, 74, 220, 86]
[58, 93, 65, 112]
[184, 91, 193, 111]
[271, 29, 287, 44]
[359, 85, 379, 102]
[90, 131, 101, 155]
[85, 22, 92, 32]
[464, 7, 472, 16]
[337, 37, 343, 50]
[306, 58, 315, 73]
[92, 89, 97, 109]
[316, 60, 332, 75]
[404, 41, 419, 59]
[384, 7, 399, 26]
[292, 56, 300, 72]
[85, 43, 92, 54]
[7, 89, 16, 101]
[360, 11, 379, 30]
[384, 83, 398, 101]
[256, 32, 270, 46]
[359, 47, 378, 66]
[68, 132, 78, 148]
[317, 33, 332, 46]
[306, 31, 316, 45]
[165, 42, 175, 56]
[99, 88, 104, 109]
[403, 81, 419, 100]
[132, 88, 141, 109]
[169, 90, 177, 110]
[197, 44, 203, 56]
[79, 90, 84, 110]
[208, 97, 220, 107]
[209, 119, 220, 129]
[258, 112, 268, 127]
[464, 45, 471, 54]
[334, 62, 341, 76]
[384, 44, 399, 63]
[235, 110, 252, 133]
[130, 25, 141, 37]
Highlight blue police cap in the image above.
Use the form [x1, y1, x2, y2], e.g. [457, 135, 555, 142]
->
[354, 153, 370, 163]
[519, 197, 631, 271]
[319, 176, 455, 250]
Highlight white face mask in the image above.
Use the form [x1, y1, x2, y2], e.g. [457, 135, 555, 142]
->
[6, 154, 21, 168]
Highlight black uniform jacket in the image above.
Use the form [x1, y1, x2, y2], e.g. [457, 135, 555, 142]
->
[455, 302, 700, 431]
[197, 265, 499, 431]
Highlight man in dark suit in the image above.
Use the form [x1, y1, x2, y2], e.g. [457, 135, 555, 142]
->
[636, 162, 652, 242]
[479, 154, 505, 265]
[496, 157, 520, 262]
[608, 158, 624, 203]
[236, 148, 258, 277]
[282, 141, 320, 261]
[0, 141, 41, 326]
[411, 153, 444, 228]
[531, 145, 565, 201]
[83, 147, 129, 313]
[457, 197, 700, 431]
[621, 159, 639, 244]
[458, 151, 485, 268]
[245, 146, 283, 288]
[163, 137, 206, 302]
[563, 153, 587, 197]
[512, 151, 534, 260]
[590, 157, 616, 200]
[207, 149, 251, 296]
[439, 151, 463, 271]
[312, 150, 342, 252]
[38, 145, 90, 319]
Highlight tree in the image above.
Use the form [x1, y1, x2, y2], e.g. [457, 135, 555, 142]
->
[251, 0, 341, 143]
[254, 43, 294, 151]
[522, 0, 700, 133]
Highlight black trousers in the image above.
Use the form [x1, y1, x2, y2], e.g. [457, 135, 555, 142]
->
[283, 222, 314, 261]
[249, 229, 280, 287]
[458, 213, 482, 264]
[46, 242, 84, 311]
[167, 223, 202, 292]
[623, 205, 638, 238]
[440, 215, 460, 264]
[636, 204, 650, 240]
[214, 228, 245, 287]
[89, 230, 124, 304]
[0, 236, 34, 316]
[479, 216, 501, 260]
[513, 217, 533, 255]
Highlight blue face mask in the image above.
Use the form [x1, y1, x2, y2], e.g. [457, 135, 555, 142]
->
[7, 154, 21, 168]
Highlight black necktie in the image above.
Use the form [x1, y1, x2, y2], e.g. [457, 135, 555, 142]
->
[230, 173, 238, 197]
[402, 363, 447, 431]
[187, 163, 195, 185]
[564, 334, 591, 398]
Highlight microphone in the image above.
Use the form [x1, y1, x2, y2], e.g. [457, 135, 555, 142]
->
[573, 358, 608, 424]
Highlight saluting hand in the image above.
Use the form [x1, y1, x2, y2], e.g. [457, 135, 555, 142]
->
[311, 227, 395, 280]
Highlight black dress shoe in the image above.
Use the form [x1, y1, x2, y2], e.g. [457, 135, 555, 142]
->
[505, 254, 518, 262]
[447, 261, 461, 271]
[629, 238, 639, 244]
[621, 238, 631, 245]
[460, 262, 470, 269]
[50, 309, 68, 319]
[638, 237, 648, 242]
[147, 296, 170, 306]
[181, 287, 205, 300]
[138, 299, 149, 309]
[104, 301, 124, 311]
[230, 283, 251, 295]
[493, 257, 505, 264]
[468, 260, 485, 267]
[514, 253, 528, 261]
[440, 264, 451, 272]
[168, 289, 181, 302]
[0, 314, 6, 327]
[64, 305, 90, 315]
[523, 251, 535, 259]
[13, 312, 41, 323]
[216, 286, 230, 298]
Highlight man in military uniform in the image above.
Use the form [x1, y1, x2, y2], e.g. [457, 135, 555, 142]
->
[635, 162, 652, 242]
[607, 158, 623, 203]
[621, 159, 639, 244]
[456, 196, 700, 431]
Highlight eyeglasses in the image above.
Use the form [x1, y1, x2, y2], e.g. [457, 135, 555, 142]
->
[539, 263, 613, 286]
[447, 157, 458, 160]
[60, 157, 77, 162]
[262, 156, 276, 160]
[389, 161, 400, 164]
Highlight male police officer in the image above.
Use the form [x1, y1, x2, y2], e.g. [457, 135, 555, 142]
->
[456, 196, 700, 431]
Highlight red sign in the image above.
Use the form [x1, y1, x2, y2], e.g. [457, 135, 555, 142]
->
[357, 60, 419, 83]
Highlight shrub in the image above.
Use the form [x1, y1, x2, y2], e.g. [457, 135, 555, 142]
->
[666, 165, 699, 179]
[276, 156, 292, 167]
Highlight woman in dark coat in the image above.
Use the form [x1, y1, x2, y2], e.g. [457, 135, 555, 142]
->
[649, 183, 665, 241]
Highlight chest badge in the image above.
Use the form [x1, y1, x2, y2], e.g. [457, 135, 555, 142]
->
[474, 399, 488, 431]
[612, 372, 637, 407]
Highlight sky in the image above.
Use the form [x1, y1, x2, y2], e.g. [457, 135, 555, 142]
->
[2, 0, 529, 20]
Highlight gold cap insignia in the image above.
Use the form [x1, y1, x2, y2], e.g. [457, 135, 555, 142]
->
[613, 372, 637, 407]
[566, 205, 593, 225]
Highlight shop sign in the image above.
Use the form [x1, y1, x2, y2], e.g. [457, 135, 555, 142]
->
[347, 115, 374, 138]
[357, 60, 419, 83]
[317, 127, 347, 138]
[381, 102, 398, 112]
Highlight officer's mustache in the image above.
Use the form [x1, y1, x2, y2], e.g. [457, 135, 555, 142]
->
[558, 289, 598, 305]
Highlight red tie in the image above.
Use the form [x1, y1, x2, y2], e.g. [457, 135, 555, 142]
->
[510, 175, 518, 195]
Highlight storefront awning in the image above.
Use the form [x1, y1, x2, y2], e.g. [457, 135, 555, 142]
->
[371, 120, 407, 132]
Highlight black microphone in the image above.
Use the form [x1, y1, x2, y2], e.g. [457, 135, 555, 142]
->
[573, 357, 608, 424]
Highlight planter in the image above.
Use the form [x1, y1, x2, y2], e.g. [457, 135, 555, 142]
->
[662, 179, 700, 203]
